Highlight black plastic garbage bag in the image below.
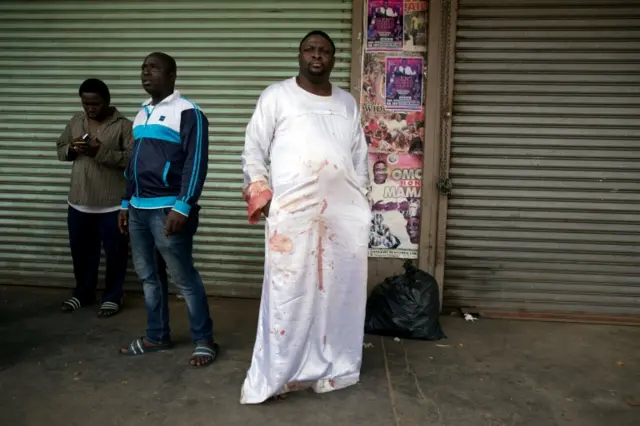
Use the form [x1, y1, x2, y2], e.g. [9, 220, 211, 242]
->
[364, 260, 446, 341]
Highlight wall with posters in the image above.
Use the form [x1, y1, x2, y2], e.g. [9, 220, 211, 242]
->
[362, 0, 428, 259]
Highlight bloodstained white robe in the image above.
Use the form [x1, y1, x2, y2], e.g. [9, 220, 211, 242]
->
[240, 77, 371, 404]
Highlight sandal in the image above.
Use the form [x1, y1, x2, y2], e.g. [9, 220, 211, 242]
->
[268, 394, 290, 402]
[119, 337, 172, 356]
[97, 301, 121, 318]
[189, 340, 219, 367]
[60, 297, 82, 313]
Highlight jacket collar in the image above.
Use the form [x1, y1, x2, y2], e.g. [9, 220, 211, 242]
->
[142, 90, 181, 107]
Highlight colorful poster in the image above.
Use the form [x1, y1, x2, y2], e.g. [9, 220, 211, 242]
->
[361, 54, 425, 153]
[403, 0, 428, 52]
[361, 53, 387, 115]
[364, 111, 424, 154]
[368, 152, 422, 259]
[363, 0, 427, 259]
[384, 56, 424, 111]
[366, 0, 404, 51]
[361, 52, 424, 114]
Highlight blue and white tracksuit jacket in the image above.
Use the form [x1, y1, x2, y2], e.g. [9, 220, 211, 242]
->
[121, 90, 208, 217]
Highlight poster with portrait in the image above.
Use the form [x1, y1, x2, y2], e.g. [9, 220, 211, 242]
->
[385, 56, 424, 110]
[368, 152, 422, 259]
[361, 52, 424, 113]
[403, 0, 428, 52]
[366, 0, 404, 51]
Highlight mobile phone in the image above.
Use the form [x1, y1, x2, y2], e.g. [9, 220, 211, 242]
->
[82, 133, 92, 144]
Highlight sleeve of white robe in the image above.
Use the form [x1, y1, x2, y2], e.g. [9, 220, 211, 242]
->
[351, 105, 371, 195]
[242, 88, 277, 188]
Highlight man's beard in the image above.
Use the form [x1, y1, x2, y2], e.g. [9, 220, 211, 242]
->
[307, 64, 326, 77]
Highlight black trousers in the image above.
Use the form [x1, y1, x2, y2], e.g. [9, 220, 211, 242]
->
[67, 206, 128, 304]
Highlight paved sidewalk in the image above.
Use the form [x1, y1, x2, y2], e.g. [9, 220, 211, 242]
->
[0, 286, 638, 426]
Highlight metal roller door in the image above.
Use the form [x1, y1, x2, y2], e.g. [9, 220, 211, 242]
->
[0, 0, 353, 297]
[444, 0, 640, 316]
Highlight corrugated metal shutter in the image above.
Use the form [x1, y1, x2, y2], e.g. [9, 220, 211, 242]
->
[0, 0, 353, 298]
[444, 0, 640, 316]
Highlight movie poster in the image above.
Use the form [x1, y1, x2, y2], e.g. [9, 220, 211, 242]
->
[384, 56, 424, 111]
[368, 151, 422, 258]
[403, 0, 428, 52]
[366, 0, 404, 51]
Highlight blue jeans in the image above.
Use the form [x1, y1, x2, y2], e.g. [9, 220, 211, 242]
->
[128, 206, 213, 343]
[67, 206, 127, 304]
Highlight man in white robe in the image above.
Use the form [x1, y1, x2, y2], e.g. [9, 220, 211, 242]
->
[240, 30, 371, 404]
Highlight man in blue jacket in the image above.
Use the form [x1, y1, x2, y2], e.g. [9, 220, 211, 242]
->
[118, 52, 218, 367]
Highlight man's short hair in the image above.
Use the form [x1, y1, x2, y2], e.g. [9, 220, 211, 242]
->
[78, 78, 111, 103]
[299, 30, 336, 56]
[147, 52, 177, 74]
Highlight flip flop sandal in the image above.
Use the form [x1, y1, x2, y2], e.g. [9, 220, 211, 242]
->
[267, 394, 290, 402]
[189, 341, 220, 367]
[120, 337, 172, 356]
[61, 297, 82, 313]
[97, 301, 121, 318]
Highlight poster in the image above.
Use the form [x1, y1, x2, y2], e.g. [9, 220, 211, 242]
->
[363, 0, 427, 259]
[403, 0, 428, 52]
[368, 152, 422, 258]
[384, 56, 423, 111]
[361, 52, 387, 115]
[361, 52, 424, 116]
[361, 53, 425, 153]
[366, 0, 404, 51]
[363, 111, 424, 154]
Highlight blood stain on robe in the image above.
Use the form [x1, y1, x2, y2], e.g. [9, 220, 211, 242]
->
[269, 231, 293, 253]
[316, 216, 326, 291]
[310, 160, 329, 174]
[317, 237, 325, 291]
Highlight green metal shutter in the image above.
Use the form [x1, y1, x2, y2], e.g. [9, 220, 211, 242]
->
[444, 0, 640, 316]
[0, 0, 353, 298]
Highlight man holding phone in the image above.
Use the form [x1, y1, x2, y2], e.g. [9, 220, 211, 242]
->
[56, 78, 133, 318]
[118, 52, 218, 368]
